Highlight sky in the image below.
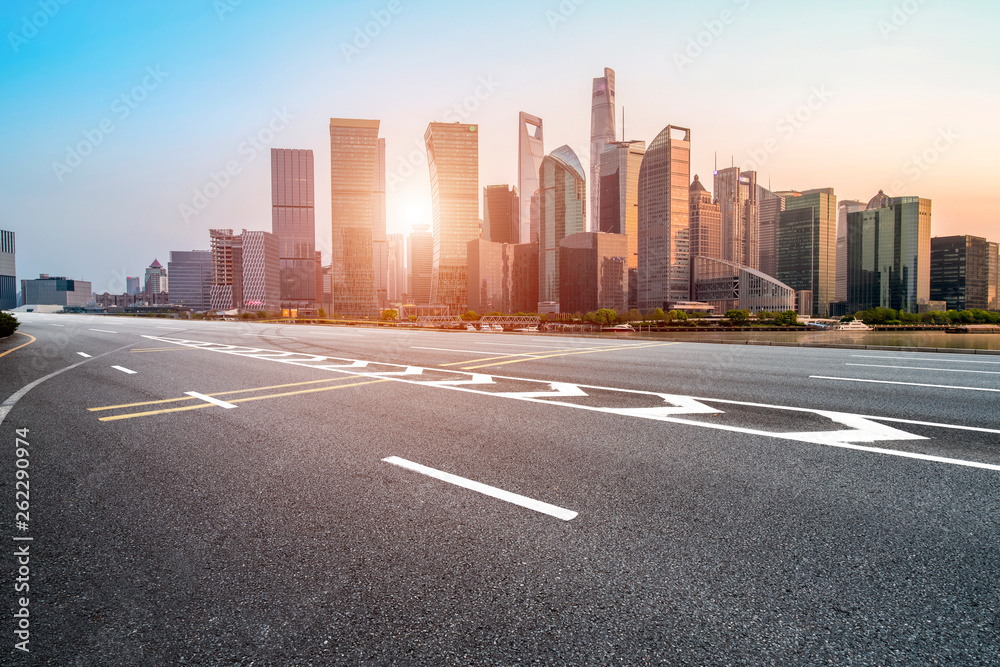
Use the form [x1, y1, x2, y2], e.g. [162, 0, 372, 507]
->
[2, 0, 998, 293]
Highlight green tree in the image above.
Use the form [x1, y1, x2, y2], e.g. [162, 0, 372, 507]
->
[318, 307, 326, 318]
[461, 310, 479, 321]
[725, 309, 750, 325]
[625, 308, 642, 322]
[0, 312, 19, 338]
[647, 308, 666, 322]
[775, 310, 799, 326]
[381, 309, 399, 321]
[594, 308, 618, 326]
[757, 311, 775, 323]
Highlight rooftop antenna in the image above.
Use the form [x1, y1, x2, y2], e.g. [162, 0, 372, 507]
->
[622, 106, 625, 142]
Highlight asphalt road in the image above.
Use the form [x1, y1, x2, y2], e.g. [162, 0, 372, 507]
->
[2, 313, 999, 665]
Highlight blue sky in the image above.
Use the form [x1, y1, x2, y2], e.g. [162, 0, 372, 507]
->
[2, 0, 998, 292]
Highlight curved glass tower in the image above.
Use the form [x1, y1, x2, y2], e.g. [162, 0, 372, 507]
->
[538, 145, 586, 309]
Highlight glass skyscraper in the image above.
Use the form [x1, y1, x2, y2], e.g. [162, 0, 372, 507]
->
[518, 112, 544, 244]
[425, 122, 480, 313]
[538, 145, 587, 309]
[930, 235, 989, 311]
[271, 148, 317, 310]
[589, 68, 616, 233]
[776, 188, 837, 316]
[483, 185, 519, 245]
[714, 167, 759, 270]
[167, 250, 213, 312]
[330, 118, 381, 318]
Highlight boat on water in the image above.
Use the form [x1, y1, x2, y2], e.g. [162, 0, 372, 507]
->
[601, 323, 635, 332]
[831, 320, 872, 332]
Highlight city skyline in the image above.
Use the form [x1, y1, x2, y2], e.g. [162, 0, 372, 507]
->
[2, 1, 998, 292]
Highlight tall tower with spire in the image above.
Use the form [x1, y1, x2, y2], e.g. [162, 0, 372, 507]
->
[589, 67, 616, 233]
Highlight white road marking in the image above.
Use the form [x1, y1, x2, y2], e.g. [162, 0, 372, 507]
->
[812, 376, 1000, 392]
[382, 456, 578, 521]
[90, 329, 118, 334]
[412, 346, 542, 357]
[50, 324, 64, 327]
[846, 363, 1000, 375]
[111, 366, 137, 375]
[77, 352, 92, 358]
[184, 391, 238, 409]
[852, 355, 1000, 365]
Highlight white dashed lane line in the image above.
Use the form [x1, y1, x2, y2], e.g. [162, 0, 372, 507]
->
[111, 366, 137, 375]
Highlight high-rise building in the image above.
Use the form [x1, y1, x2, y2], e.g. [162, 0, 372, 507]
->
[167, 250, 213, 311]
[757, 186, 785, 278]
[330, 118, 381, 318]
[144, 259, 167, 295]
[483, 185, 519, 244]
[210, 229, 241, 311]
[776, 188, 837, 316]
[589, 67, 616, 232]
[21, 275, 92, 307]
[518, 112, 545, 244]
[836, 199, 866, 303]
[930, 235, 991, 311]
[538, 145, 587, 310]
[846, 191, 931, 314]
[425, 122, 480, 313]
[714, 167, 759, 269]
[240, 230, 281, 312]
[0, 230, 15, 310]
[599, 140, 645, 308]
[989, 242, 1000, 311]
[372, 137, 389, 309]
[637, 125, 691, 310]
[689, 175, 722, 261]
[271, 148, 317, 310]
[407, 225, 433, 305]
[387, 233, 406, 303]
[467, 239, 540, 315]
[559, 232, 628, 315]
[126, 276, 141, 296]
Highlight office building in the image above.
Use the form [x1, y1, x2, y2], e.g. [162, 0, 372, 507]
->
[21, 274, 92, 307]
[0, 230, 15, 310]
[757, 186, 785, 278]
[714, 167, 759, 269]
[846, 191, 931, 314]
[210, 229, 241, 311]
[330, 118, 381, 318]
[126, 276, 141, 296]
[689, 175, 722, 261]
[425, 122, 480, 313]
[989, 242, 999, 311]
[930, 235, 991, 311]
[559, 232, 628, 315]
[144, 259, 167, 295]
[518, 112, 545, 244]
[538, 145, 587, 310]
[240, 230, 281, 312]
[599, 140, 645, 307]
[589, 67, 616, 232]
[387, 233, 406, 303]
[407, 225, 433, 305]
[372, 138, 388, 309]
[483, 185, 519, 244]
[167, 250, 213, 311]
[637, 125, 691, 310]
[836, 199, 866, 303]
[775, 188, 837, 316]
[467, 240, 540, 315]
[271, 148, 317, 310]
[691, 256, 795, 314]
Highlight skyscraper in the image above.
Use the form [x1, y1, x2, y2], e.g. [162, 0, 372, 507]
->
[387, 233, 406, 303]
[425, 122, 479, 313]
[330, 118, 381, 318]
[689, 175, 722, 261]
[836, 199, 866, 303]
[538, 145, 587, 309]
[483, 185, 519, 244]
[239, 231, 281, 312]
[599, 140, 646, 308]
[590, 67, 616, 233]
[518, 112, 544, 244]
[271, 148, 317, 310]
[714, 167, 759, 269]
[559, 232, 628, 315]
[930, 235, 990, 311]
[757, 186, 785, 278]
[776, 188, 838, 316]
[209, 229, 240, 311]
[847, 192, 931, 314]
[144, 259, 167, 295]
[989, 242, 1000, 311]
[637, 125, 691, 310]
[0, 230, 15, 310]
[372, 137, 388, 309]
[167, 250, 213, 312]
[407, 225, 433, 305]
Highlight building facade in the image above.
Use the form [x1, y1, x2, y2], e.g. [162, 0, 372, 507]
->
[589, 67, 616, 233]
[637, 125, 691, 310]
[210, 229, 241, 311]
[466, 240, 540, 315]
[144, 259, 167, 295]
[691, 256, 795, 314]
[387, 233, 406, 303]
[836, 199, 866, 303]
[425, 122, 480, 313]
[21, 275, 92, 307]
[407, 226, 433, 305]
[714, 167, 759, 270]
[538, 145, 587, 310]
[559, 232, 628, 315]
[757, 186, 785, 278]
[271, 148, 317, 310]
[0, 230, 15, 310]
[930, 235, 991, 311]
[518, 112, 545, 244]
[990, 241, 1000, 311]
[330, 118, 381, 318]
[846, 191, 931, 314]
[240, 231, 281, 312]
[483, 185, 519, 245]
[689, 175, 722, 261]
[775, 188, 837, 316]
[372, 137, 388, 309]
[167, 250, 213, 311]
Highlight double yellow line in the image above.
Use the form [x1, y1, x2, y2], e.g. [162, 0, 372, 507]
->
[457, 342, 678, 370]
[89, 376, 388, 422]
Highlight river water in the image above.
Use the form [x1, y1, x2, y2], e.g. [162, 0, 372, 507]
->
[627, 330, 1000, 351]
